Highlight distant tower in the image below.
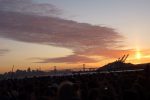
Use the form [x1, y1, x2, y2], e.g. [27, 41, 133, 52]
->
[54, 66, 57, 72]
[11, 65, 15, 79]
[83, 64, 85, 71]
[27, 67, 31, 72]
[12, 65, 14, 73]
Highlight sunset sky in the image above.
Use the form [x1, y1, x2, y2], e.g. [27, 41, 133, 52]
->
[0, 0, 150, 73]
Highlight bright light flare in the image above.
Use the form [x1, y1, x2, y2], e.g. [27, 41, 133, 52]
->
[135, 51, 141, 60]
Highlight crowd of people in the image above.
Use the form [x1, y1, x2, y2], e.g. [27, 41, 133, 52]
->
[0, 65, 150, 100]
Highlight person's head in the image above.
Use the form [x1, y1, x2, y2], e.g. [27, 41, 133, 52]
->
[58, 81, 79, 100]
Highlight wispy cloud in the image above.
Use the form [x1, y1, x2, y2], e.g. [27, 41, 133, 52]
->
[33, 55, 98, 63]
[0, 0, 126, 63]
[75, 48, 134, 58]
[0, 49, 9, 56]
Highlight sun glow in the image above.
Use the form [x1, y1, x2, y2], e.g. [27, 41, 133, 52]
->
[135, 50, 141, 60]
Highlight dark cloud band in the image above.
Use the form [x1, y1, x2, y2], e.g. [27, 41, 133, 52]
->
[0, 0, 125, 63]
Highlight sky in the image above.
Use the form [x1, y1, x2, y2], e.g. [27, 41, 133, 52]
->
[0, 0, 150, 73]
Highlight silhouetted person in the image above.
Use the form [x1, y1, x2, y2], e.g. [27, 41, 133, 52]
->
[58, 81, 80, 100]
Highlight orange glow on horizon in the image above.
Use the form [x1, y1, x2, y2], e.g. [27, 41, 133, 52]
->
[135, 50, 142, 60]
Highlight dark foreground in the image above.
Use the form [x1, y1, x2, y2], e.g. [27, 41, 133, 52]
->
[0, 66, 150, 100]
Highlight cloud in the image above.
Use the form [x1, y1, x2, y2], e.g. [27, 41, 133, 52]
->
[75, 48, 134, 58]
[0, 0, 61, 16]
[0, 11, 123, 48]
[0, 49, 9, 56]
[34, 55, 98, 63]
[0, 0, 126, 63]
